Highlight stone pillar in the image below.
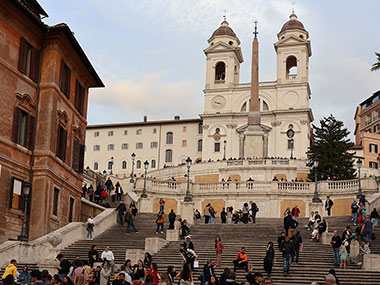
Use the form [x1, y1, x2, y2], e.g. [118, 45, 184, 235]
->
[363, 254, 380, 271]
[138, 197, 152, 213]
[244, 128, 265, 158]
[166, 230, 179, 241]
[308, 202, 324, 218]
[181, 201, 194, 225]
[350, 240, 360, 262]
[125, 249, 145, 265]
[145, 237, 168, 255]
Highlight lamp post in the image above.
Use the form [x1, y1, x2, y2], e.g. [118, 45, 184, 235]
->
[18, 182, 31, 242]
[109, 157, 114, 175]
[312, 159, 322, 203]
[141, 160, 149, 198]
[223, 140, 227, 160]
[130, 153, 136, 183]
[357, 158, 363, 199]
[184, 157, 192, 202]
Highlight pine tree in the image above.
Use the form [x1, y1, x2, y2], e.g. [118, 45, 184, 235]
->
[307, 114, 355, 180]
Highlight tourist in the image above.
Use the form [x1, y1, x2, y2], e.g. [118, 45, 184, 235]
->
[325, 196, 334, 216]
[115, 182, 123, 202]
[204, 204, 211, 224]
[63, 276, 73, 285]
[283, 207, 290, 217]
[283, 212, 295, 237]
[166, 266, 177, 284]
[123, 260, 133, 280]
[252, 273, 263, 285]
[105, 178, 113, 195]
[210, 275, 219, 285]
[100, 187, 107, 202]
[351, 201, 359, 225]
[281, 236, 292, 276]
[94, 184, 102, 204]
[159, 198, 166, 212]
[314, 211, 322, 223]
[133, 261, 146, 282]
[224, 272, 237, 285]
[263, 242, 275, 276]
[112, 272, 128, 285]
[290, 231, 302, 264]
[88, 245, 99, 268]
[176, 264, 192, 285]
[19, 266, 32, 285]
[358, 241, 370, 265]
[51, 274, 61, 285]
[249, 201, 259, 224]
[72, 261, 86, 284]
[74, 275, 85, 285]
[2, 259, 17, 281]
[143, 252, 153, 269]
[209, 206, 216, 224]
[233, 247, 248, 273]
[125, 208, 139, 233]
[181, 220, 190, 238]
[339, 243, 348, 270]
[305, 211, 315, 230]
[203, 260, 215, 285]
[262, 277, 272, 285]
[325, 273, 336, 285]
[242, 203, 250, 224]
[183, 235, 194, 250]
[168, 209, 176, 230]
[215, 236, 223, 267]
[2, 275, 15, 285]
[31, 270, 44, 285]
[56, 254, 71, 279]
[328, 269, 340, 285]
[147, 263, 161, 285]
[100, 264, 112, 285]
[315, 219, 327, 242]
[194, 209, 201, 221]
[82, 184, 87, 198]
[145, 274, 154, 285]
[220, 208, 227, 224]
[370, 208, 379, 227]
[115, 200, 127, 225]
[330, 230, 341, 266]
[129, 201, 138, 216]
[158, 273, 170, 285]
[277, 232, 286, 250]
[360, 218, 374, 246]
[227, 207, 233, 224]
[100, 247, 115, 271]
[86, 215, 95, 240]
[232, 211, 239, 224]
[179, 244, 197, 271]
[156, 211, 165, 234]
[88, 185, 94, 202]
[359, 194, 366, 206]
[219, 268, 230, 284]
[291, 205, 300, 222]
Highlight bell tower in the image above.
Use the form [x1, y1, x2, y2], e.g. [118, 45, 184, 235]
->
[204, 18, 243, 89]
[274, 13, 311, 85]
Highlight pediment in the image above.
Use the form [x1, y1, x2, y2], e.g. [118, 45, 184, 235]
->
[275, 35, 306, 46]
[204, 41, 236, 53]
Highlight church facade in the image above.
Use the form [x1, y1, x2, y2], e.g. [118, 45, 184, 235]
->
[85, 13, 314, 176]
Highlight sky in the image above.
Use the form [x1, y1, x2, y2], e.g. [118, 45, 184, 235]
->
[39, 0, 380, 138]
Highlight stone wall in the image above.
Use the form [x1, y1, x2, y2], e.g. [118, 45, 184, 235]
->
[80, 198, 105, 222]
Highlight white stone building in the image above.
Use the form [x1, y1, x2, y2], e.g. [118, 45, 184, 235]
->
[85, 13, 314, 176]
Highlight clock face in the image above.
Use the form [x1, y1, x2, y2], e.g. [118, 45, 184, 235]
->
[211, 96, 226, 109]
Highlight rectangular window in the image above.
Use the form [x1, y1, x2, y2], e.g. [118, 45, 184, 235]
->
[122, 143, 129, 150]
[12, 107, 35, 150]
[183, 126, 187, 132]
[288, 139, 294, 149]
[107, 144, 114, 151]
[374, 124, 380, 133]
[56, 124, 67, 162]
[108, 131, 113, 136]
[198, 140, 202, 152]
[74, 80, 85, 115]
[94, 131, 100, 137]
[369, 162, 378, 169]
[214, 142, 220, 152]
[150, 142, 158, 148]
[72, 139, 80, 172]
[165, 149, 173, 162]
[60, 60, 71, 99]
[369, 143, 378, 153]
[18, 37, 40, 82]
[153, 128, 157, 134]
[52, 187, 59, 216]
[124, 130, 128, 135]
[136, 142, 143, 149]
[198, 123, 203, 134]
[9, 178, 24, 211]
[182, 140, 187, 147]
[136, 129, 142, 135]
[93, 145, 100, 151]
[68, 197, 74, 222]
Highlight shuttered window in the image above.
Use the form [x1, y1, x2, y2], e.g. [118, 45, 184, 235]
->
[12, 107, 35, 150]
[60, 60, 71, 99]
[79, 144, 85, 173]
[72, 139, 80, 172]
[9, 178, 25, 211]
[74, 80, 85, 115]
[56, 124, 67, 162]
[18, 37, 40, 82]
[68, 197, 74, 222]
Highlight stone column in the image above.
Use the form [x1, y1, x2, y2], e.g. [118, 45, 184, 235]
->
[139, 197, 152, 213]
[308, 202, 324, 218]
[181, 201, 194, 225]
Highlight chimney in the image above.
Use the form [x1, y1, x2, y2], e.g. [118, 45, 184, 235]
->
[174, 115, 180, 120]
[143, 115, 147, 122]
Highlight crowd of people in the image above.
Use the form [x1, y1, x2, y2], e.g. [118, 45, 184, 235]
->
[81, 178, 124, 208]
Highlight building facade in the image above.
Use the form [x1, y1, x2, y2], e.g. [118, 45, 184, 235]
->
[85, 13, 313, 177]
[354, 90, 380, 169]
[0, 0, 103, 242]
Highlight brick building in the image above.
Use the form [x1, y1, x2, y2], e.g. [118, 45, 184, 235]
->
[0, 0, 103, 242]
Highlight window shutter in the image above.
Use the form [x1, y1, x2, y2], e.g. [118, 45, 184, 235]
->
[27, 115, 35, 150]
[79, 144, 85, 173]
[12, 108, 21, 143]
[75, 80, 80, 111]
[61, 128, 67, 162]
[18, 38, 27, 73]
[30, 48, 41, 83]
[60, 60, 65, 91]
[56, 126, 61, 157]
[72, 139, 80, 172]
[65, 67, 71, 99]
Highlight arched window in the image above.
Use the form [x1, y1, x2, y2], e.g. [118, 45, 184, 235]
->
[93, 162, 98, 170]
[165, 149, 173, 162]
[151, 159, 156, 168]
[107, 161, 112, 170]
[166, 132, 173, 144]
[286, 56, 297, 79]
[122, 160, 127, 169]
[241, 102, 247, 112]
[198, 140, 203, 152]
[136, 160, 141, 169]
[263, 100, 269, 111]
[215, 62, 226, 81]
[198, 123, 203, 134]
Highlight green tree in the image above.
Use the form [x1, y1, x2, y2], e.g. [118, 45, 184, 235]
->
[371, 52, 380, 71]
[307, 115, 355, 181]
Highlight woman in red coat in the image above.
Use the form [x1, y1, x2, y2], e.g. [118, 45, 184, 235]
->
[215, 235, 224, 266]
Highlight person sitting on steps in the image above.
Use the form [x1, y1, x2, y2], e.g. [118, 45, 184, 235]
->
[233, 247, 248, 273]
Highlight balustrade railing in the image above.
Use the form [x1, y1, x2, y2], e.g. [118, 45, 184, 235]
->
[277, 182, 311, 191]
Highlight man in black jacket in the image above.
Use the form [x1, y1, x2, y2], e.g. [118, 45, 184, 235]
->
[277, 232, 286, 250]
[290, 231, 302, 264]
[183, 235, 194, 250]
[56, 254, 71, 279]
[168, 209, 176, 229]
[125, 208, 139, 233]
[203, 259, 215, 284]
[284, 212, 295, 237]
[115, 200, 127, 225]
[249, 201, 258, 224]
[281, 237, 293, 276]
[325, 196, 334, 216]
[221, 208, 227, 224]
[331, 230, 342, 266]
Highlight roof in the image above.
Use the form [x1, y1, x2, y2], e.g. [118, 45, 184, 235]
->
[279, 13, 306, 34]
[211, 20, 237, 39]
[11, 0, 47, 27]
[48, 24, 104, 88]
[359, 90, 380, 108]
[87, 118, 202, 129]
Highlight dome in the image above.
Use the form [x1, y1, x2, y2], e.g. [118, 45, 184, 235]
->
[211, 20, 237, 38]
[279, 13, 306, 34]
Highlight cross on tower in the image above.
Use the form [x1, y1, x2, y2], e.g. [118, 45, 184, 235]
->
[291, 1, 296, 14]
[223, 9, 227, 21]
[253, 20, 258, 38]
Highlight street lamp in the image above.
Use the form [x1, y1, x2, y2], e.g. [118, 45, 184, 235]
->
[141, 160, 149, 198]
[130, 153, 136, 183]
[109, 157, 114, 175]
[312, 158, 322, 203]
[184, 157, 192, 202]
[357, 158, 363, 199]
[18, 182, 31, 242]
[223, 140, 227, 160]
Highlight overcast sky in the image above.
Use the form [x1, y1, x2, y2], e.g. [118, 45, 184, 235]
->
[39, 0, 380, 138]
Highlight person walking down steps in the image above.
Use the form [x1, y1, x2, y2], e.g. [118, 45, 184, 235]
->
[156, 211, 165, 234]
